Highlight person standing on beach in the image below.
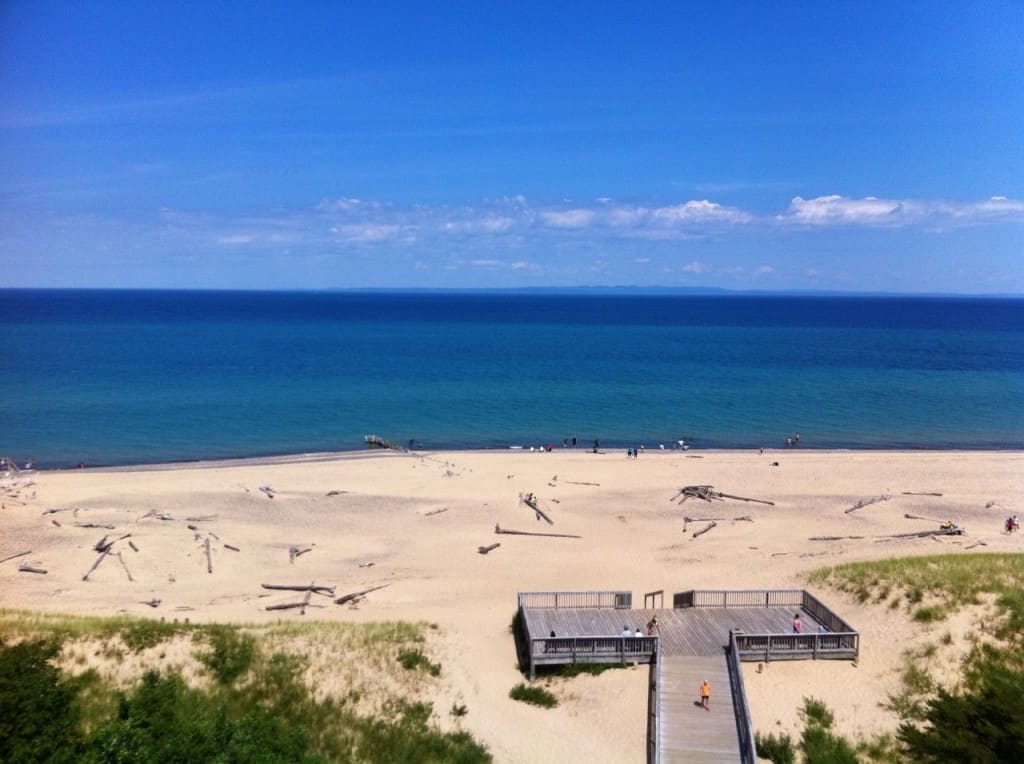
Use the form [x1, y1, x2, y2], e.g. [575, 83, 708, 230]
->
[700, 680, 711, 710]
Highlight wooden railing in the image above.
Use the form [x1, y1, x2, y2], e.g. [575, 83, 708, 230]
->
[732, 631, 859, 662]
[518, 590, 632, 609]
[674, 589, 805, 608]
[801, 590, 855, 634]
[646, 653, 660, 764]
[728, 630, 758, 764]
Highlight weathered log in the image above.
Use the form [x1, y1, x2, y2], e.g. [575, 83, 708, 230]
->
[261, 583, 336, 595]
[809, 535, 865, 541]
[141, 599, 161, 608]
[520, 493, 554, 525]
[75, 523, 115, 529]
[187, 524, 198, 531]
[335, 583, 390, 606]
[94, 535, 111, 552]
[964, 540, 988, 550]
[83, 549, 111, 581]
[424, 507, 449, 516]
[494, 524, 581, 539]
[692, 521, 717, 539]
[904, 513, 946, 523]
[844, 495, 891, 514]
[0, 550, 31, 564]
[224, 544, 240, 552]
[51, 519, 61, 527]
[902, 491, 943, 496]
[259, 485, 276, 499]
[19, 564, 47, 574]
[265, 601, 325, 612]
[116, 552, 134, 582]
[564, 481, 601, 486]
[477, 543, 500, 555]
[205, 538, 213, 574]
[42, 507, 80, 515]
[682, 515, 753, 530]
[289, 546, 312, 563]
[717, 493, 775, 506]
[326, 490, 347, 496]
[128, 540, 139, 552]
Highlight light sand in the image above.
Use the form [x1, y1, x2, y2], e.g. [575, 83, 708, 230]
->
[1, 449, 1022, 761]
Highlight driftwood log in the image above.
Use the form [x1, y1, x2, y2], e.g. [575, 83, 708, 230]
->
[141, 599, 161, 608]
[0, 550, 31, 565]
[902, 491, 943, 496]
[262, 583, 336, 596]
[520, 493, 554, 525]
[116, 552, 134, 582]
[224, 544, 240, 552]
[424, 507, 449, 517]
[19, 564, 47, 574]
[674, 486, 774, 506]
[495, 524, 581, 539]
[205, 538, 213, 574]
[259, 485, 276, 499]
[478, 543, 501, 555]
[83, 549, 111, 581]
[809, 535, 866, 541]
[335, 583, 390, 606]
[289, 546, 312, 564]
[844, 495, 891, 514]
[564, 481, 600, 486]
[692, 521, 717, 539]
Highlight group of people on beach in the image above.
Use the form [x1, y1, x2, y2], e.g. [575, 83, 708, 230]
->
[1006, 515, 1020, 534]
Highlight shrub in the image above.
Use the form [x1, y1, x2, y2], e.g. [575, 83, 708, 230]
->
[755, 731, 796, 764]
[199, 625, 256, 684]
[509, 683, 558, 708]
[397, 649, 441, 677]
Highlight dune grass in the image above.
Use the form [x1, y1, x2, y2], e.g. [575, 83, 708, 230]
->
[0, 612, 490, 763]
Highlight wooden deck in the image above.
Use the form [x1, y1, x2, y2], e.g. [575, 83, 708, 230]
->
[518, 590, 857, 763]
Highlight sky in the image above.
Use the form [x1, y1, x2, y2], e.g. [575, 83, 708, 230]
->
[1, 1, 1022, 293]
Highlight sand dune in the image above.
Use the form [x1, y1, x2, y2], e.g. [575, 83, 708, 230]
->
[2, 448, 1021, 761]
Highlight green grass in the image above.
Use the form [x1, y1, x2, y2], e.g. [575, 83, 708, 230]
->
[508, 682, 558, 708]
[397, 648, 441, 677]
[555, 662, 629, 678]
[808, 553, 1024, 624]
[0, 615, 490, 763]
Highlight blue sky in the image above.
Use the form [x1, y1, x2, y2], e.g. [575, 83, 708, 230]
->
[1, 2, 1022, 293]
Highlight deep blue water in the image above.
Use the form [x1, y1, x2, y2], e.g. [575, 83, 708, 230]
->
[1, 289, 1022, 467]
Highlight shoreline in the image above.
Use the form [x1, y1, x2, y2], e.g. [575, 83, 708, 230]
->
[18, 443, 1024, 473]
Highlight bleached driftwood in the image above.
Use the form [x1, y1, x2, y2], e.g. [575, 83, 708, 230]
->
[75, 522, 115, 530]
[424, 507, 449, 517]
[224, 544, 240, 552]
[520, 493, 554, 525]
[673, 486, 774, 506]
[82, 549, 111, 581]
[335, 583, 390, 606]
[289, 546, 312, 564]
[809, 535, 865, 541]
[692, 521, 717, 539]
[844, 494, 891, 514]
[682, 515, 752, 531]
[494, 524, 581, 539]
[205, 538, 213, 574]
[0, 550, 31, 565]
[565, 481, 600, 486]
[902, 491, 943, 496]
[141, 599, 161, 608]
[259, 485, 276, 499]
[261, 583, 336, 596]
[19, 564, 47, 574]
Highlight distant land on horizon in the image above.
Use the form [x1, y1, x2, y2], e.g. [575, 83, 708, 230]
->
[3, 286, 1023, 299]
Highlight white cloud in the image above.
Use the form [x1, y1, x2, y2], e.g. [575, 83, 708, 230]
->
[540, 209, 596, 228]
[470, 259, 501, 267]
[329, 223, 402, 242]
[318, 196, 365, 212]
[441, 215, 516, 234]
[634, 257, 652, 264]
[651, 199, 752, 224]
[682, 261, 709, 273]
[781, 195, 905, 226]
[755, 265, 775, 275]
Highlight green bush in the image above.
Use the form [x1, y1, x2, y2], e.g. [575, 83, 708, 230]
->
[755, 731, 796, 764]
[199, 625, 256, 684]
[0, 638, 81, 764]
[509, 682, 558, 708]
[397, 648, 441, 677]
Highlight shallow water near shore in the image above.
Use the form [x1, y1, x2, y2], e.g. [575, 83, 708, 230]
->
[2, 289, 1022, 467]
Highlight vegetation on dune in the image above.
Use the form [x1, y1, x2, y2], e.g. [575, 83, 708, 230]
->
[0, 614, 491, 764]
[508, 682, 558, 708]
[792, 553, 1024, 763]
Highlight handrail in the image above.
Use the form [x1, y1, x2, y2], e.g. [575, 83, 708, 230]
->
[518, 590, 632, 609]
[728, 630, 758, 764]
[530, 635, 659, 657]
[647, 648, 661, 764]
[732, 631, 859, 661]
[673, 589, 805, 608]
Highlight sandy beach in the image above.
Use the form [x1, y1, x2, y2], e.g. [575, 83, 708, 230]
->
[1, 448, 1022, 762]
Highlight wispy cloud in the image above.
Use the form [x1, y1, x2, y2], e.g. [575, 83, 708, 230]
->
[777, 194, 1024, 228]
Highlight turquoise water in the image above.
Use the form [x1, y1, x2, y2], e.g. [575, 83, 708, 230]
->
[1, 290, 1022, 467]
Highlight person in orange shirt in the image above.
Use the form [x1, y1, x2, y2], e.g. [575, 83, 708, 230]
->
[700, 680, 711, 710]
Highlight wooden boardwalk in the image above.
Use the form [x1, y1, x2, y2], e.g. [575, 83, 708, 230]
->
[520, 600, 837, 763]
[659, 655, 740, 763]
